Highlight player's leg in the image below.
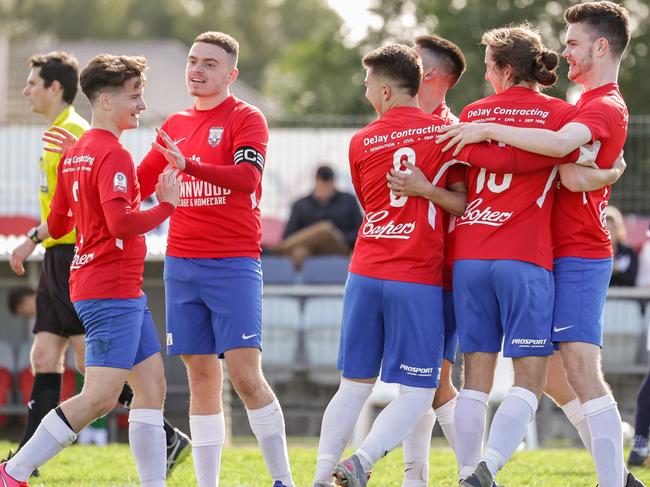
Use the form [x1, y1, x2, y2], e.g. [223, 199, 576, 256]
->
[314, 273, 382, 486]
[165, 256, 224, 487]
[452, 260, 501, 481]
[544, 351, 592, 451]
[3, 364, 129, 483]
[469, 260, 554, 485]
[335, 279, 443, 485]
[629, 369, 650, 466]
[554, 257, 626, 487]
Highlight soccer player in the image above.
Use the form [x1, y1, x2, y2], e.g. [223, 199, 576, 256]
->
[0, 54, 179, 487]
[311, 42, 473, 487]
[392, 35, 468, 487]
[137, 32, 295, 487]
[437, 4, 639, 486]
[8, 51, 190, 478]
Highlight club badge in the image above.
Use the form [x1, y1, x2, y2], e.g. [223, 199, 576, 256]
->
[208, 127, 224, 147]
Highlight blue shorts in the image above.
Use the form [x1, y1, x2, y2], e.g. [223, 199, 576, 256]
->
[164, 256, 263, 357]
[552, 257, 613, 347]
[443, 290, 459, 363]
[73, 294, 161, 370]
[337, 273, 444, 388]
[453, 260, 555, 358]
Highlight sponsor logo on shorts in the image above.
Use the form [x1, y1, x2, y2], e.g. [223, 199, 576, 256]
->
[113, 172, 127, 193]
[242, 333, 258, 340]
[553, 325, 573, 333]
[399, 363, 438, 377]
[166, 333, 173, 346]
[511, 338, 548, 348]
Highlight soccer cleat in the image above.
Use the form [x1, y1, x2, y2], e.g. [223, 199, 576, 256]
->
[459, 462, 500, 487]
[165, 428, 191, 478]
[628, 449, 648, 467]
[333, 455, 370, 487]
[272, 482, 288, 487]
[626, 472, 647, 487]
[0, 452, 37, 479]
[0, 463, 29, 486]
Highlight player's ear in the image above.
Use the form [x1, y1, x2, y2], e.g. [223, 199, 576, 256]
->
[98, 92, 112, 111]
[382, 83, 391, 101]
[595, 37, 609, 58]
[423, 67, 438, 81]
[226, 67, 239, 85]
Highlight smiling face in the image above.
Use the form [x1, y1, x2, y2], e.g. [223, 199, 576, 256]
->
[106, 76, 146, 131]
[563, 22, 597, 83]
[186, 42, 238, 99]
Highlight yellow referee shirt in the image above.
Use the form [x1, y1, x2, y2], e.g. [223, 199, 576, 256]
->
[39, 105, 89, 248]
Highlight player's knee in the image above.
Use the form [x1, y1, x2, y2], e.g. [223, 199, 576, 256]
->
[31, 347, 64, 373]
[230, 370, 266, 402]
[85, 393, 120, 418]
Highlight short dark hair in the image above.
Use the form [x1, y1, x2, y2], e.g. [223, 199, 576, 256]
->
[28, 51, 79, 104]
[194, 31, 239, 64]
[482, 24, 559, 88]
[414, 35, 466, 88]
[316, 165, 334, 182]
[80, 54, 147, 102]
[8, 286, 35, 315]
[362, 44, 422, 97]
[565, 1, 630, 58]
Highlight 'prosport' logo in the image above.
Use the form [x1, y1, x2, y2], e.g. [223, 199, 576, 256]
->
[511, 338, 548, 348]
[399, 363, 436, 377]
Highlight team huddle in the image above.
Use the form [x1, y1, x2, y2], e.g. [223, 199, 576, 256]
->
[0, 1, 639, 486]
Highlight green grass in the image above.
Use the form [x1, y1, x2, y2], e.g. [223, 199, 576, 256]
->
[3, 440, 650, 486]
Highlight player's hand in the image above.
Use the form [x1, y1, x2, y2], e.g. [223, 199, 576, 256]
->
[611, 150, 626, 182]
[42, 126, 78, 154]
[152, 128, 186, 171]
[155, 167, 181, 208]
[386, 162, 431, 198]
[436, 122, 490, 156]
[10, 238, 37, 275]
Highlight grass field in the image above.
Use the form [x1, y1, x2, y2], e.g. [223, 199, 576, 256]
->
[3, 440, 650, 486]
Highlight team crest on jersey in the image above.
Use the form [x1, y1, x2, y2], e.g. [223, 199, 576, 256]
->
[113, 172, 127, 193]
[208, 127, 224, 147]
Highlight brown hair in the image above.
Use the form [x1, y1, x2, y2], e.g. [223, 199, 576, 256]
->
[194, 31, 239, 64]
[565, 1, 630, 58]
[28, 51, 79, 104]
[414, 35, 466, 88]
[80, 54, 147, 102]
[482, 24, 559, 88]
[362, 44, 422, 97]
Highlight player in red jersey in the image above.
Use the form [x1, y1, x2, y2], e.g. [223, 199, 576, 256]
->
[387, 35, 468, 487]
[0, 55, 179, 487]
[138, 32, 294, 487]
[437, 4, 641, 486]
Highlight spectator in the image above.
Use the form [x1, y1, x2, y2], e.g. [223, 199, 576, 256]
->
[607, 205, 638, 286]
[7, 286, 36, 319]
[636, 223, 650, 287]
[275, 165, 363, 268]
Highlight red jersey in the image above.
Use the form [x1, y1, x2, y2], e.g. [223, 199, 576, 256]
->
[431, 102, 462, 289]
[455, 86, 578, 270]
[552, 83, 628, 259]
[50, 129, 147, 301]
[138, 95, 268, 259]
[349, 106, 457, 286]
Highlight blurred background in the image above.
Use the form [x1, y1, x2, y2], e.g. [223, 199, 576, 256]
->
[0, 0, 649, 448]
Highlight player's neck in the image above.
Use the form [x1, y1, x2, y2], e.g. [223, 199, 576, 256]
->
[580, 63, 619, 92]
[43, 100, 69, 125]
[419, 84, 447, 115]
[380, 96, 419, 116]
[194, 89, 231, 111]
[90, 114, 122, 139]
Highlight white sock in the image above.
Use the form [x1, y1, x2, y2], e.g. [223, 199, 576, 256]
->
[190, 413, 225, 487]
[484, 387, 538, 477]
[454, 389, 489, 480]
[584, 394, 625, 487]
[435, 397, 457, 451]
[561, 399, 592, 453]
[402, 407, 435, 487]
[247, 399, 294, 487]
[357, 385, 435, 469]
[314, 379, 373, 482]
[6, 409, 76, 481]
[129, 409, 166, 487]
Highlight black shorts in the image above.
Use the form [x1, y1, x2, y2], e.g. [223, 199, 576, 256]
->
[33, 244, 84, 337]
